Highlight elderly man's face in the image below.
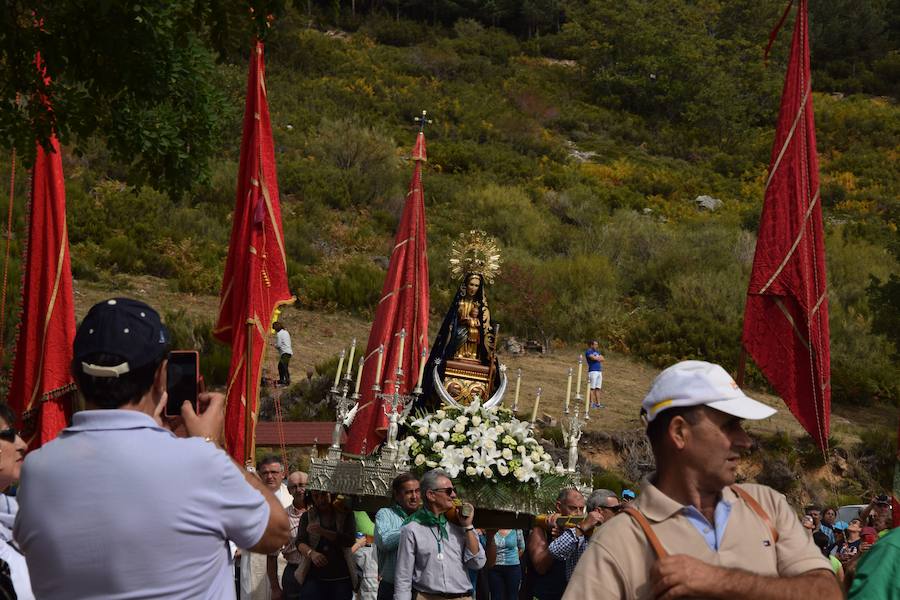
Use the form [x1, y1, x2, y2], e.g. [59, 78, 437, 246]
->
[599, 496, 623, 521]
[426, 476, 457, 513]
[287, 472, 308, 501]
[679, 407, 752, 491]
[259, 462, 285, 491]
[557, 490, 586, 516]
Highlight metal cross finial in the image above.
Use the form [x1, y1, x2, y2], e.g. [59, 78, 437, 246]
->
[414, 110, 432, 132]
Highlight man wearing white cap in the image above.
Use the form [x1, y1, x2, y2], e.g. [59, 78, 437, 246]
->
[563, 361, 841, 600]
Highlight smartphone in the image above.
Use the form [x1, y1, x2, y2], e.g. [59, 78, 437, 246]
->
[166, 351, 199, 417]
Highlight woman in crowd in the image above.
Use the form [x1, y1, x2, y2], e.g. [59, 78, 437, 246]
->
[295, 490, 358, 600]
[484, 528, 525, 600]
[0, 404, 31, 599]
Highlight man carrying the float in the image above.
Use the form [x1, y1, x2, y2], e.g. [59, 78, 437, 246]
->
[393, 469, 485, 600]
[564, 361, 841, 600]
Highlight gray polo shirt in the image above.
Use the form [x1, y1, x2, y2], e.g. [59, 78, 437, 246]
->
[394, 519, 485, 600]
[14, 410, 269, 599]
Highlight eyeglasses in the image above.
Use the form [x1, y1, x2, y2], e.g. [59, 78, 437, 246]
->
[605, 504, 624, 513]
[431, 487, 456, 496]
[0, 428, 17, 443]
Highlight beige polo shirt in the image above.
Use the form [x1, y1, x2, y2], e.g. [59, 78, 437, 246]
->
[563, 476, 830, 600]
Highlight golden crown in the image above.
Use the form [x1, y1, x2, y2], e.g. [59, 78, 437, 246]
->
[448, 230, 501, 284]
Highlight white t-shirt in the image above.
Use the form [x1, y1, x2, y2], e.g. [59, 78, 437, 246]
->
[275, 329, 293, 356]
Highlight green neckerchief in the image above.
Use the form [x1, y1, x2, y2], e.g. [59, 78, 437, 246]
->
[391, 504, 408, 520]
[404, 507, 448, 540]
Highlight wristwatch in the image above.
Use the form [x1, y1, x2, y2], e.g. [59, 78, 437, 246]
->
[465, 526, 476, 533]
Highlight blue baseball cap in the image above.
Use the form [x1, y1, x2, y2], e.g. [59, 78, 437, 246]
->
[833, 520, 849, 531]
[622, 489, 636, 499]
[73, 298, 170, 377]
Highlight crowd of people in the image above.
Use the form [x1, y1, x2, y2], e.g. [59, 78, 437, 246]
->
[0, 298, 894, 599]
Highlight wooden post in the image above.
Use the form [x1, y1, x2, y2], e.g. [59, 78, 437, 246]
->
[244, 321, 254, 466]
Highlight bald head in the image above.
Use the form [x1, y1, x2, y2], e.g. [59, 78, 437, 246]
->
[287, 471, 308, 507]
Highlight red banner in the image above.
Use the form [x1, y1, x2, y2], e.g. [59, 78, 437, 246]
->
[8, 55, 77, 448]
[214, 41, 293, 464]
[742, 0, 830, 451]
[346, 132, 430, 454]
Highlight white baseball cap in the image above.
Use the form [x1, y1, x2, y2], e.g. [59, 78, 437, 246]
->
[642, 360, 776, 423]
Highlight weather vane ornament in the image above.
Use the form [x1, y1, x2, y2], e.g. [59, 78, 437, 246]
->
[448, 230, 502, 284]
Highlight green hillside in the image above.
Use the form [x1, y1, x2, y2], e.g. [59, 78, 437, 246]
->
[1, 0, 898, 410]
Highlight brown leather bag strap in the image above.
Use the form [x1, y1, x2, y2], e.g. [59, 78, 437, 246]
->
[731, 485, 779, 544]
[623, 506, 669, 559]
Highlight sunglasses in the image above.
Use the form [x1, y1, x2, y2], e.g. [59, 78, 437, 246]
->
[431, 487, 457, 496]
[605, 504, 624, 513]
[0, 428, 17, 443]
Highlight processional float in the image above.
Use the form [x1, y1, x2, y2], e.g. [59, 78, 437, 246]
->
[308, 117, 587, 527]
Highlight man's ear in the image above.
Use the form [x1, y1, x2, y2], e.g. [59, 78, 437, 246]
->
[668, 415, 691, 450]
[153, 359, 168, 395]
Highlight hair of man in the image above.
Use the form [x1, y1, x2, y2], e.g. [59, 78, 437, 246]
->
[73, 352, 164, 409]
[645, 405, 703, 455]
[586, 489, 617, 512]
[257, 454, 284, 472]
[392, 472, 419, 496]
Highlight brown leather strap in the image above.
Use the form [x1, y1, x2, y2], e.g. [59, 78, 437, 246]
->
[623, 506, 669, 559]
[732, 485, 779, 544]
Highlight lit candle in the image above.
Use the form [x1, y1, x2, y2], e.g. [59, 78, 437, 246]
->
[530, 387, 542, 423]
[347, 338, 357, 373]
[397, 329, 406, 371]
[375, 344, 384, 388]
[354, 356, 364, 394]
[334, 349, 346, 388]
[564, 367, 573, 414]
[513, 368, 521, 411]
[575, 355, 583, 398]
[416, 348, 427, 390]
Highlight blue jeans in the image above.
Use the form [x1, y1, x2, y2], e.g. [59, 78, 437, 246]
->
[487, 564, 521, 600]
[300, 575, 353, 600]
[282, 563, 302, 600]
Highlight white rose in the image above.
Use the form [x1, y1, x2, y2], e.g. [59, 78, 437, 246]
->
[484, 439, 496, 450]
[513, 468, 526, 481]
[418, 426, 428, 436]
[415, 454, 426, 466]
[497, 464, 509, 476]
[435, 410, 446, 419]
[462, 447, 473, 457]
[466, 466, 477, 476]
[471, 415, 482, 426]
[433, 441, 445, 452]
[502, 448, 513, 460]
[531, 451, 542, 462]
[483, 467, 494, 478]
[454, 423, 466, 434]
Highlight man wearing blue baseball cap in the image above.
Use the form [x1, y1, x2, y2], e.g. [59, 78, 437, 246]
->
[564, 360, 841, 600]
[622, 490, 637, 503]
[15, 298, 290, 599]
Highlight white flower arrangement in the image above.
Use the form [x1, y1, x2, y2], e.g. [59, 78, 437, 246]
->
[400, 400, 555, 484]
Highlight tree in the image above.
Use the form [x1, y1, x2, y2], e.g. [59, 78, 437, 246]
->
[0, 0, 283, 196]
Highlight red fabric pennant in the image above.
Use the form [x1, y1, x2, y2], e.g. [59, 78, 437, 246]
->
[743, 0, 830, 452]
[214, 41, 293, 464]
[8, 53, 77, 448]
[345, 132, 430, 454]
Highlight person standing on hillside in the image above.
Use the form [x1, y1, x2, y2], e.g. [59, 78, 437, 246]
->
[564, 360, 841, 600]
[273, 321, 293, 386]
[584, 340, 604, 409]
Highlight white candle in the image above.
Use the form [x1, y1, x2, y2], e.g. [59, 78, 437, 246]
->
[334, 349, 345, 388]
[354, 356, 364, 394]
[530, 387, 542, 423]
[575, 355, 583, 397]
[565, 367, 573, 414]
[585, 375, 591, 417]
[416, 348, 427, 389]
[513, 369, 521, 410]
[397, 329, 406, 370]
[347, 338, 357, 372]
[375, 344, 384, 387]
